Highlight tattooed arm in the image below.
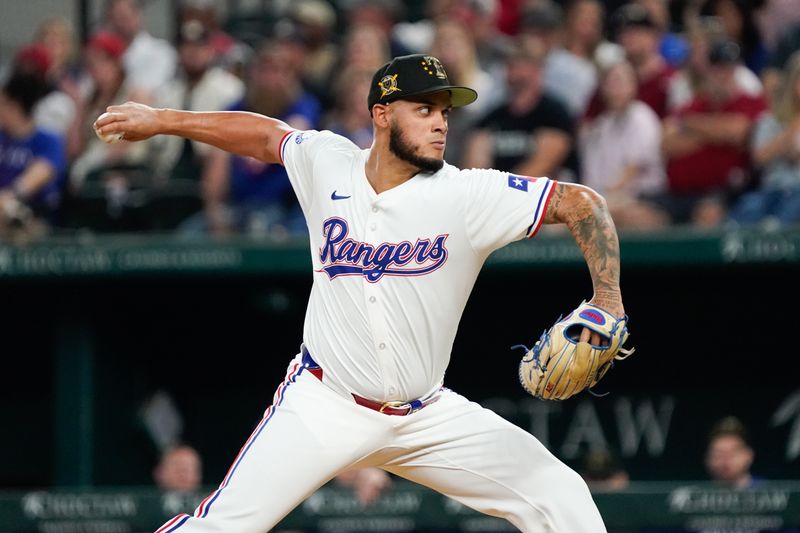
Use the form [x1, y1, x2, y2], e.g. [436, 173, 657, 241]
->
[543, 182, 624, 318]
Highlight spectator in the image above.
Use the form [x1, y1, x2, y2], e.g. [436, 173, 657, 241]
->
[104, 0, 177, 98]
[179, 40, 320, 237]
[698, 0, 769, 75]
[457, 0, 513, 81]
[334, 468, 393, 506]
[661, 39, 767, 226]
[577, 448, 630, 492]
[29, 17, 82, 136]
[563, 0, 624, 71]
[151, 20, 244, 184]
[177, 0, 251, 78]
[761, 22, 800, 106]
[702, 417, 799, 533]
[32, 17, 80, 84]
[339, 0, 411, 58]
[0, 72, 66, 241]
[153, 444, 203, 492]
[287, 0, 339, 104]
[12, 43, 77, 138]
[729, 50, 800, 227]
[586, 3, 678, 120]
[519, 0, 600, 119]
[635, 0, 690, 68]
[430, 18, 503, 122]
[667, 16, 763, 114]
[463, 35, 578, 183]
[704, 416, 759, 489]
[579, 60, 670, 229]
[322, 66, 374, 149]
[428, 18, 504, 166]
[648, 416, 799, 533]
[755, 0, 800, 57]
[68, 31, 151, 193]
[337, 22, 392, 74]
[142, 19, 245, 231]
[389, 0, 513, 81]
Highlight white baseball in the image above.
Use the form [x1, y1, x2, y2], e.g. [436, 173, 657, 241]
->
[94, 112, 124, 143]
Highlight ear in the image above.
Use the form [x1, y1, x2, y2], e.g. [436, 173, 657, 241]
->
[372, 104, 391, 129]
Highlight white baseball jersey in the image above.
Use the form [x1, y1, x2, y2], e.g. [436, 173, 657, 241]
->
[280, 129, 555, 403]
[155, 129, 608, 533]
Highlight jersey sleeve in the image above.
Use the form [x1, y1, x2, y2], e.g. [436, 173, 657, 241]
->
[462, 168, 556, 255]
[31, 131, 66, 174]
[279, 129, 345, 212]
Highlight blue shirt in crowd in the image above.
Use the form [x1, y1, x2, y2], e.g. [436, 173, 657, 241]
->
[0, 128, 66, 211]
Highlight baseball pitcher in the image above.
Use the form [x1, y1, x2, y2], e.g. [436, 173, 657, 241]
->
[95, 53, 631, 533]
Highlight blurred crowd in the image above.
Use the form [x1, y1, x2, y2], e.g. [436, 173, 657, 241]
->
[2, 0, 800, 242]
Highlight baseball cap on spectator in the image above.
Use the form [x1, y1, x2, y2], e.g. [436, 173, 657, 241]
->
[291, 0, 336, 30]
[14, 44, 53, 76]
[87, 31, 126, 60]
[177, 19, 211, 44]
[611, 3, 658, 36]
[708, 39, 741, 65]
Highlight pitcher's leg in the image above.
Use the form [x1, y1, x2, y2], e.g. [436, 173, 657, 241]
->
[156, 365, 390, 533]
[386, 391, 606, 533]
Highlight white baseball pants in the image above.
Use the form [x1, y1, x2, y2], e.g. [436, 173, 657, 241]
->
[155, 352, 607, 533]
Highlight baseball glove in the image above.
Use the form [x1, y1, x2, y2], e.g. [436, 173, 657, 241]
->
[517, 301, 635, 401]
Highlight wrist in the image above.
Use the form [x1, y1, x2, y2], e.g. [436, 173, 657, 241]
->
[155, 107, 171, 136]
[11, 182, 28, 202]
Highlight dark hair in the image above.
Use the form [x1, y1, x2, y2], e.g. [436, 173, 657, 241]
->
[699, 0, 762, 64]
[1, 72, 49, 116]
[708, 416, 751, 447]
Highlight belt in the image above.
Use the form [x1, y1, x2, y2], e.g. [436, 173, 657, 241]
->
[301, 345, 439, 416]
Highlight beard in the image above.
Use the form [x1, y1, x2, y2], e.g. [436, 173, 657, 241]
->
[389, 122, 444, 173]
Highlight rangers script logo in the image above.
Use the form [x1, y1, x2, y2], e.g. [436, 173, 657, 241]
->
[318, 217, 449, 282]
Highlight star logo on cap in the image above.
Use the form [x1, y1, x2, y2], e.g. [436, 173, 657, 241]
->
[379, 74, 401, 98]
[421, 56, 447, 80]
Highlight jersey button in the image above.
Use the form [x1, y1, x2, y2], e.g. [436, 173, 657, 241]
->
[369, 223, 376, 231]
[388, 387, 397, 395]
[369, 296, 376, 303]
[378, 342, 386, 350]
[371, 206, 379, 213]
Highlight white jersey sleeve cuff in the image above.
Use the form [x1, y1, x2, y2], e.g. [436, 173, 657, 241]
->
[526, 179, 557, 239]
[278, 129, 297, 165]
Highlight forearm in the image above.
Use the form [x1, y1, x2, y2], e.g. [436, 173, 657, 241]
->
[662, 122, 703, 157]
[14, 160, 56, 199]
[752, 129, 795, 166]
[544, 183, 623, 314]
[462, 131, 493, 169]
[681, 114, 750, 145]
[514, 130, 570, 178]
[157, 109, 291, 164]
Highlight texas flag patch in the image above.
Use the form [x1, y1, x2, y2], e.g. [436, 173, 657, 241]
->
[508, 174, 529, 192]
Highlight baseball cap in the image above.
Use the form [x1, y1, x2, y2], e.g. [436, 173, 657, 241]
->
[611, 3, 658, 34]
[14, 44, 53, 76]
[708, 39, 741, 65]
[367, 54, 478, 111]
[87, 31, 126, 60]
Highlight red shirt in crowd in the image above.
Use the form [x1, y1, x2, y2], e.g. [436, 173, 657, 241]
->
[584, 65, 677, 120]
[666, 93, 767, 195]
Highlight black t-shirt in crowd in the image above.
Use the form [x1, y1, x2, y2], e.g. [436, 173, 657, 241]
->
[476, 93, 579, 182]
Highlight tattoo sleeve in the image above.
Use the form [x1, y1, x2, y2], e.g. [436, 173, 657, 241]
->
[543, 183, 623, 314]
